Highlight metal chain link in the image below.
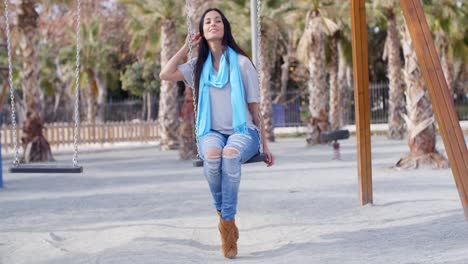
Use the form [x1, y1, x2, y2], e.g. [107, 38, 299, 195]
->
[3, 0, 19, 166]
[185, 0, 200, 156]
[3, 0, 81, 167]
[256, 0, 264, 153]
[72, 0, 81, 167]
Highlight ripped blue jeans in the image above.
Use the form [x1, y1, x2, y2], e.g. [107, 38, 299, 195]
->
[198, 128, 260, 220]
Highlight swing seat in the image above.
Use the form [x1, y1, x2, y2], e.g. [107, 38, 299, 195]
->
[4, 1, 84, 176]
[320, 129, 350, 143]
[9, 163, 83, 173]
[192, 152, 268, 167]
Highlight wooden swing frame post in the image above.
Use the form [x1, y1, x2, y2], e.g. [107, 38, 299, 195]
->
[350, 0, 468, 220]
[350, 0, 372, 205]
[400, 0, 468, 220]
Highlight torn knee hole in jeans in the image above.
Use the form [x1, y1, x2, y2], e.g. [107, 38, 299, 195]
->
[223, 148, 240, 159]
[205, 147, 222, 161]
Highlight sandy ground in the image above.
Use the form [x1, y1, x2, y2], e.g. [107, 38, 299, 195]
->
[1, 135, 467, 264]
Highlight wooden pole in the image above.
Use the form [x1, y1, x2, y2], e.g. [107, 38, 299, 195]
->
[401, 0, 468, 220]
[350, 0, 373, 205]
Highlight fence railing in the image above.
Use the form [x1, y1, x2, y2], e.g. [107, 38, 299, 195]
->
[271, 83, 468, 127]
[1, 83, 466, 142]
[1, 121, 159, 151]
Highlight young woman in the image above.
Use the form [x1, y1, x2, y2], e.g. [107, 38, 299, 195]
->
[160, 8, 274, 259]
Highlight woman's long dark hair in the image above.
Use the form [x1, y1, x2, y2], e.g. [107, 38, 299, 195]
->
[193, 8, 251, 104]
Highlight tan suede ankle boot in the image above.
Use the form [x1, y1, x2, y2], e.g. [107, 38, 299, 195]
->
[218, 218, 239, 258]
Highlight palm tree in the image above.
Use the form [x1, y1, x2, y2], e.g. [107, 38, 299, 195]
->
[337, 22, 353, 128]
[272, 16, 306, 112]
[257, 1, 297, 142]
[122, 0, 183, 150]
[325, 3, 349, 131]
[222, 0, 294, 142]
[453, 60, 467, 102]
[59, 18, 114, 123]
[258, 25, 275, 142]
[159, 4, 182, 150]
[177, 0, 217, 159]
[43, 1, 130, 124]
[320, 4, 354, 130]
[6, 0, 77, 162]
[121, 0, 163, 124]
[372, 0, 406, 139]
[82, 21, 110, 123]
[178, 83, 197, 160]
[14, 0, 79, 117]
[9, 0, 51, 162]
[396, 24, 448, 169]
[273, 31, 293, 105]
[425, 0, 465, 95]
[297, 0, 339, 145]
[16, 0, 42, 115]
[191, 0, 220, 23]
[328, 30, 344, 130]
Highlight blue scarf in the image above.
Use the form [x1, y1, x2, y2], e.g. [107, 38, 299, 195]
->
[196, 47, 248, 139]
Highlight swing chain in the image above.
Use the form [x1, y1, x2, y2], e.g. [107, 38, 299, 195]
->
[72, 0, 81, 167]
[3, 0, 81, 167]
[3, 0, 19, 166]
[256, 0, 264, 153]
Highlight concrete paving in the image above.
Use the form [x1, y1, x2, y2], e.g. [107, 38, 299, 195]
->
[1, 135, 467, 264]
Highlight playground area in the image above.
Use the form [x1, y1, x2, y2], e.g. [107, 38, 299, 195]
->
[1, 135, 467, 264]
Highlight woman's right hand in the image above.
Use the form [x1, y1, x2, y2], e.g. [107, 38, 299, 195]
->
[185, 32, 201, 48]
[160, 33, 200, 81]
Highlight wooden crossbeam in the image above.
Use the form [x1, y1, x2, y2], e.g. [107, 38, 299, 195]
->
[350, 0, 373, 205]
[401, 0, 468, 220]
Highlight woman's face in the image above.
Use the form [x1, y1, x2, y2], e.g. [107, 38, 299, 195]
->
[202, 11, 224, 42]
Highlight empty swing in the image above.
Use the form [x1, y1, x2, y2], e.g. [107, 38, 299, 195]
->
[4, 0, 83, 173]
[184, 0, 268, 167]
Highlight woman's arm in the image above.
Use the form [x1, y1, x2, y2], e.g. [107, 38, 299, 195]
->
[159, 33, 201, 81]
[248, 103, 274, 166]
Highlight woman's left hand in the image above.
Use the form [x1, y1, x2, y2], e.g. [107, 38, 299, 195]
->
[263, 147, 275, 167]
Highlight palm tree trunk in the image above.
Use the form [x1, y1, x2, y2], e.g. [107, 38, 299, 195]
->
[18, 0, 42, 116]
[329, 31, 340, 130]
[396, 24, 447, 169]
[437, 35, 453, 94]
[338, 44, 350, 128]
[96, 71, 107, 122]
[275, 50, 290, 104]
[274, 33, 293, 105]
[178, 86, 197, 160]
[142, 91, 148, 120]
[178, 0, 204, 157]
[192, 0, 215, 21]
[383, 9, 406, 139]
[85, 69, 97, 123]
[159, 19, 179, 150]
[53, 58, 70, 121]
[147, 91, 153, 121]
[306, 13, 329, 145]
[260, 29, 275, 142]
[453, 61, 465, 101]
[17, 0, 55, 163]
